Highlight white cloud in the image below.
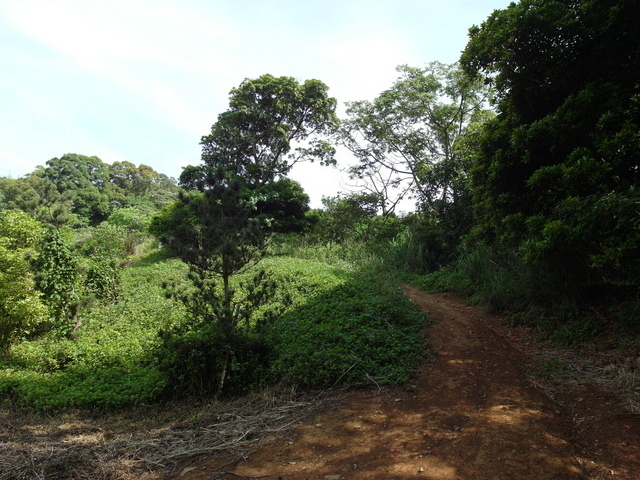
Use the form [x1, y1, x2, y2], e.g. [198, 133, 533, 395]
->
[1, 0, 514, 203]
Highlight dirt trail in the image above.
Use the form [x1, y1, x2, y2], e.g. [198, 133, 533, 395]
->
[174, 287, 640, 480]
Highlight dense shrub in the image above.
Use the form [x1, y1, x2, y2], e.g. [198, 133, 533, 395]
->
[269, 264, 428, 387]
[0, 210, 47, 351]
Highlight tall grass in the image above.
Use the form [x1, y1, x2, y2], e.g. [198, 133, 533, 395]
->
[269, 234, 377, 270]
[378, 230, 431, 274]
[440, 245, 582, 321]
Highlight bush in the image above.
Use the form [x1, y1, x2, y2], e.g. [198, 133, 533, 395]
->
[0, 210, 47, 351]
[157, 326, 271, 398]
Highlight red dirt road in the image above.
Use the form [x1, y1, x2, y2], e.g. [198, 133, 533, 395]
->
[174, 287, 640, 480]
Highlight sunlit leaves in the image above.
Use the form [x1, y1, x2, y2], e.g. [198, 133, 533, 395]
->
[201, 74, 339, 188]
[0, 210, 47, 351]
[340, 62, 491, 219]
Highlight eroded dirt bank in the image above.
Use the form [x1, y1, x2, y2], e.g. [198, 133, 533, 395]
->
[174, 287, 639, 480]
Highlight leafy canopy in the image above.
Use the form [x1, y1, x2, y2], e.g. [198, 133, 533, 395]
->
[340, 62, 491, 222]
[183, 74, 339, 190]
[461, 0, 640, 285]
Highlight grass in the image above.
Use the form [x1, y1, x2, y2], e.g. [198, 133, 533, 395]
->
[0, 252, 187, 411]
[0, 246, 429, 412]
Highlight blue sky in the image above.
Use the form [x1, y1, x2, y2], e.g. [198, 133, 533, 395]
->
[0, 0, 511, 207]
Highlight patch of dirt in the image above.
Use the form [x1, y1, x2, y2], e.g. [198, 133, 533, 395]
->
[173, 287, 640, 480]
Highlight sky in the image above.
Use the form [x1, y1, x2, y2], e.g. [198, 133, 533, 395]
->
[0, 0, 512, 208]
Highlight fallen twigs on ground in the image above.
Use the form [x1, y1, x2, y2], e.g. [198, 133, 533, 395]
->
[0, 390, 338, 480]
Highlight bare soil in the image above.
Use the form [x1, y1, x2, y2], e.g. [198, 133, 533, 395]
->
[173, 287, 640, 480]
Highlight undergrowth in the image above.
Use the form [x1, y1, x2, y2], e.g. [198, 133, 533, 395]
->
[269, 262, 428, 388]
[0, 248, 429, 411]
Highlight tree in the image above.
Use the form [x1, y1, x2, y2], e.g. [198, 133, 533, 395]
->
[254, 178, 312, 233]
[314, 193, 380, 246]
[345, 161, 409, 217]
[192, 74, 339, 190]
[0, 210, 47, 351]
[0, 174, 78, 227]
[340, 63, 491, 228]
[0, 176, 40, 212]
[108, 161, 178, 207]
[36, 154, 112, 225]
[80, 223, 125, 303]
[158, 74, 338, 396]
[461, 0, 640, 286]
[31, 176, 79, 227]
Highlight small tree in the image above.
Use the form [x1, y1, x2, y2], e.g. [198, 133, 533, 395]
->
[81, 223, 126, 303]
[33, 227, 83, 334]
[157, 74, 338, 396]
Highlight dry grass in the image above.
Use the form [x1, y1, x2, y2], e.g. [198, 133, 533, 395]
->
[598, 356, 640, 413]
[535, 351, 640, 413]
[0, 389, 339, 480]
[487, 320, 640, 414]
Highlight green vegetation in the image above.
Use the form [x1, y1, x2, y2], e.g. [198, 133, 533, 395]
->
[1, 0, 638, 413]
[269, 260, 426, 388]
[0, 210, 47, 351]
[0, 249, 426, 411]
[0, 252, 186, 411]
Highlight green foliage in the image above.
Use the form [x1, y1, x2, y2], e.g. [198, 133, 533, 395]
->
[311, 193, 380, 246]
[32, 227, 82, 334]
[375, 214, 460, 274]
[462, 0, 640, 288]
[254, 178, 312, 233]
[0, 156, 177, 229]
[0, 251, 186, 411]
[421, 243, 590, 341]
[38, 154, 112, 225]
[80, 223, 127, 259]
[148, 194, 199, 250]
[0, 248, 429, 410]
[156, 326, 271, 398]
[25, 175, 80, 228]
[157, 257, 345, 396]
[340, 62, 491, 221]
[0, 367, 165, 412]
[157, 266, 285, 397]
[198, 74, 339, 188]
[85, 258, 122, 304]
[0, 176, 40, 212]
[612, 301, 640, 334]
[0, 210, 47, 351]
[108, 161, 178, 207]
[106, 203, 159, 255]
[550, 316, 603, 346]
[270, 263, 427, 387]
